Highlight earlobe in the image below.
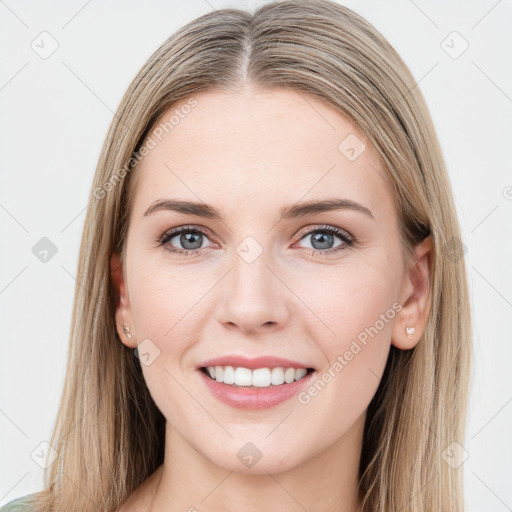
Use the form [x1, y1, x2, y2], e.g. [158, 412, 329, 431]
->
[110, 252, 137, 348]
[392, 235, 433, 350]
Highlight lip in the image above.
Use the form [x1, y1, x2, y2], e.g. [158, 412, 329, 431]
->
[197, 368, 316, 410]
[196, 355, 314, 370]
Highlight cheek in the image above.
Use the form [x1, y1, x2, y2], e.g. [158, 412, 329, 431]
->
[297, 263, 398, 345]
[291, 261, 399, 411]
[291, 267, 396, 430]
[127, 264, 205, 413]
[128, 247, 178, 323]
[127, 259, 212, 360]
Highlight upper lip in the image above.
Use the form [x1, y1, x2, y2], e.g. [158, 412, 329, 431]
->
[197, 355, 314, 370]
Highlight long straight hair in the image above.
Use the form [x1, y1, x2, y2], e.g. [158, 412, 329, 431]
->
[31, 1, 472, 510]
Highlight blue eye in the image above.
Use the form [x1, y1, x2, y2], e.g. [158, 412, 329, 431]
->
[158, 226, 215, 255]
[295, 225, 354, 256]
[157, 224, 354, 257]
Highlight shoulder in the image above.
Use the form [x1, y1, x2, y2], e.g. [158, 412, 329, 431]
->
[0, 493, 37, 511]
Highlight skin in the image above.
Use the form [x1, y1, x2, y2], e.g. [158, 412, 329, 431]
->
[111, 86, 432, 511]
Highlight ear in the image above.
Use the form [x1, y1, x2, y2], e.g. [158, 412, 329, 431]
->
[110, 252, 137, 349]
[392, 235, 433, 350]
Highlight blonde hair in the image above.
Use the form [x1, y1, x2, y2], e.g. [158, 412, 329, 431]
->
[31, 1, 472, 510]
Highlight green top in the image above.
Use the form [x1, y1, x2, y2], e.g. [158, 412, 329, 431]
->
[0, 494, 36, 511]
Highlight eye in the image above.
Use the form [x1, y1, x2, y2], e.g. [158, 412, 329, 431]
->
[157, 226, 217, 255]
[156, 224, 355, 257]
[294, 225, 354, 256]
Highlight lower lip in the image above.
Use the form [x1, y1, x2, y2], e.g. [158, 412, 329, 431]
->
[197, 369, 315, 410]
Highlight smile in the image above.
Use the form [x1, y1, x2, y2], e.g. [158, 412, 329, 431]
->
[198, 366, 316, 410]
[201, 365, 314, 388]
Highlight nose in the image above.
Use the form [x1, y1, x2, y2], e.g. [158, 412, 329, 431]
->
[214, 247, 290, 334]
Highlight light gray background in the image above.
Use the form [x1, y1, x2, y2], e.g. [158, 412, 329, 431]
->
[1, 0, 511, 509]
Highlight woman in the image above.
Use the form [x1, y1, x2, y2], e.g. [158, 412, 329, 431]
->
[1, 0, 472, 510]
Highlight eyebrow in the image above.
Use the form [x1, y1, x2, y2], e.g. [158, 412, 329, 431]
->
[143, 198, 374, 221]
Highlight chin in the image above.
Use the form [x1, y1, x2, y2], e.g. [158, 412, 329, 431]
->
[204, 441, 306, 476]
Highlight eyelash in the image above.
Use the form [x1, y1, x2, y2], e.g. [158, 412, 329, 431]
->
[156, 224, 355, 258]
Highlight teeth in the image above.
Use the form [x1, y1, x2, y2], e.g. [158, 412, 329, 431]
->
[205, 366, 310, 387]
[235, 367, 253, 386]
[271, 367, 285, 385]
[295, 368, 308, 380]
[252, 368, 271, 387]
[284, 367, 296, 383]
[223, 366, 235, 384]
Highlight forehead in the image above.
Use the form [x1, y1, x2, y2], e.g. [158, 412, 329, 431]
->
[131, 87, 395, 221]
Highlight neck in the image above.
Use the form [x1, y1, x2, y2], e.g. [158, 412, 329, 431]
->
[149, 414, 365, 512]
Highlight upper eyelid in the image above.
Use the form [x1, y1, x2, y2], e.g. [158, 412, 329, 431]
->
[160, 224, 213, 238]
[296, 224, 352, 240]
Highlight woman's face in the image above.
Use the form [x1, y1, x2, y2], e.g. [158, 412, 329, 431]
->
[112, 86, 431, 474]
